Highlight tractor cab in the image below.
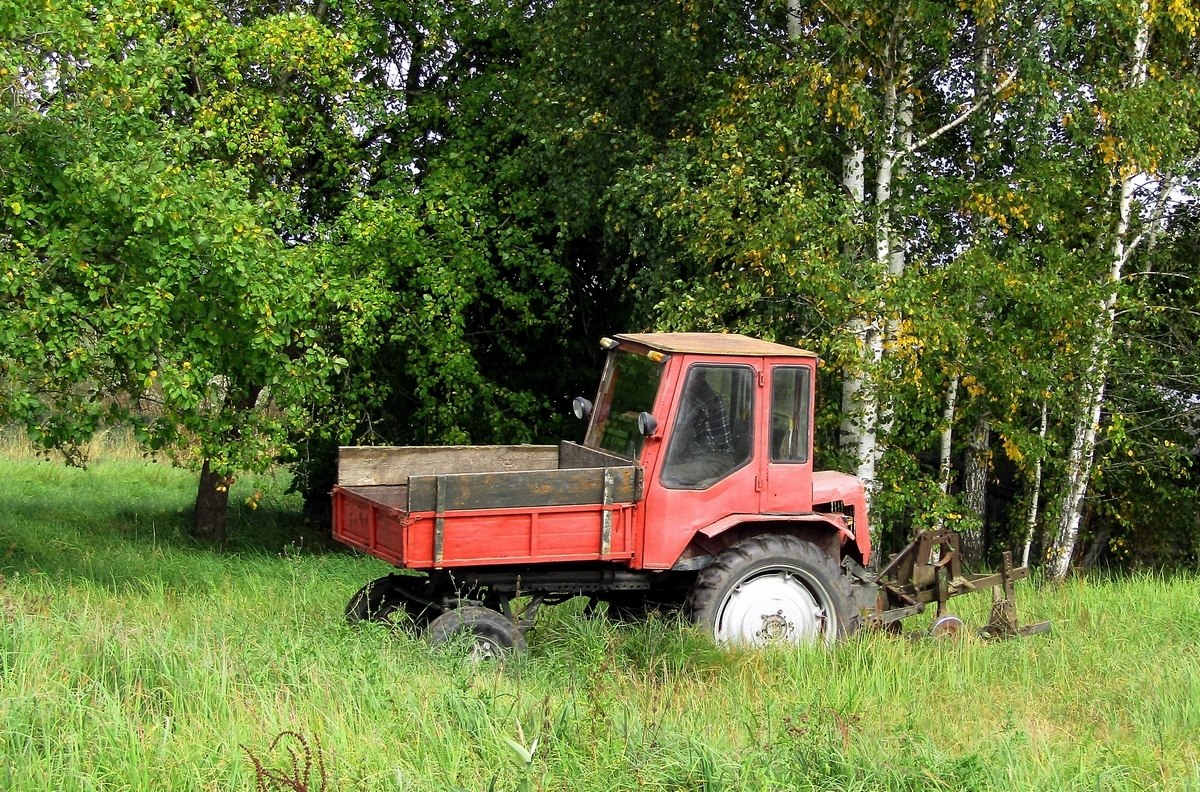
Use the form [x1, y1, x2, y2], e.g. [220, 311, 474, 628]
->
[576, 333, 871, 570]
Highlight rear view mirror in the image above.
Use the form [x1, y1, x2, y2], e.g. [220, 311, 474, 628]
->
[572, 397, 593, 421]
[637, 412, 658, 437]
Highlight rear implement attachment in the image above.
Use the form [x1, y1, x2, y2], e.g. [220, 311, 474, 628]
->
[847, 529, 1051, 639]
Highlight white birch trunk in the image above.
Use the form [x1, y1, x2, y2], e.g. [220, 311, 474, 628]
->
[842, 67, 900, 495]
[877, 88, 913, 462]
[1022, 402, 1049, 569]
[1047, 3, 1151, 581]
[938, 376, 959, 494]
[787, 0, 801, 40]
[839, 145, 879, 489]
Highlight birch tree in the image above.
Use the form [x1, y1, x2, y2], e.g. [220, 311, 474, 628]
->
[802, 1, 1039, 547]
[1047, 0, 1200, 579]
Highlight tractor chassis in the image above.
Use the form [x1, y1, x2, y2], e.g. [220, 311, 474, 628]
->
[356, 566, 691, 636]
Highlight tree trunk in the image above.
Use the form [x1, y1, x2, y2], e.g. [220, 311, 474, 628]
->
[877, 86, 914, 462]
[189, 383, 263, 544]
[1049, 369, 1108, 579]
[839, 145, 880, 494]
[1022, 402, 1049, 568]
[1048, 2, 1151, 582]
[961, 416, 990, 562]
[786, 0, 801, 40]
[938, 376, 959, 494]
[842, 67, 901, 497]
[193, 458, 231, 544]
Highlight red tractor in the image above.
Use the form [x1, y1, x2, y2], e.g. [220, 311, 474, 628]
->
[334, 333, 1046, 655]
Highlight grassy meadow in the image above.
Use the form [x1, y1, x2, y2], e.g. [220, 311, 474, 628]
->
[1, 436, 1198, 791]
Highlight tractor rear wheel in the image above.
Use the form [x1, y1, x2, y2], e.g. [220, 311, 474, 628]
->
[426, 605, 527, 658]
[686, 534, 857, 646]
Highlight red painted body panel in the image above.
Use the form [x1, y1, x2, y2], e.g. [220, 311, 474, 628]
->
[401, 504, 637, 567]
[633, 349, 870, 567]
[637, 351, 764, 569]
[811, 471, 872, 561]
[697, 512, 855, 544]
[333, 486, 638, 569]
[333, 486, 406, 567]
[331, 334, 873, 572]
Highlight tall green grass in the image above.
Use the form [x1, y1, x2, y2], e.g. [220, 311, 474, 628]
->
[1, 450, 1197, 790]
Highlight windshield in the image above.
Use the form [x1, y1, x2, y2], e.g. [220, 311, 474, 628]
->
[586, 350, 665, 459]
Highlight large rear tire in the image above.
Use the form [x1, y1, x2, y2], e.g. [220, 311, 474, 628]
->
[686, 535, 857, 647]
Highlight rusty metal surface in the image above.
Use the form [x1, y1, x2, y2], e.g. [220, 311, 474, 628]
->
[614, 332, 817, 357]
[866, 530, 1050, 639]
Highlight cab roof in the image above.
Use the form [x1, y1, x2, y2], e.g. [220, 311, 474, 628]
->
[613, 332, 817, 358]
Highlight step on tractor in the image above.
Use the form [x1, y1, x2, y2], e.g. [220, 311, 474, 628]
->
[333, 333, 1049, 656]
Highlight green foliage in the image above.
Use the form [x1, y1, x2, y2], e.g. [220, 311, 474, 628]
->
[3, 0, 1199, 559]
[0, 0, 354, 494]
[312, 173, 570, 448]
[608, 51, 856, 344]
[1093, 199, 1200, 567]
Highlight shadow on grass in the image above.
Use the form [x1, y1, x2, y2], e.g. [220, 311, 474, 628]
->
[0, 473, 343, 593]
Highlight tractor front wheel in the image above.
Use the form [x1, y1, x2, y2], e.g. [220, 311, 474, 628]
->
[426, 605, 527, 659]
[687, 535, 857, 647]
[345, 575, 434, 630]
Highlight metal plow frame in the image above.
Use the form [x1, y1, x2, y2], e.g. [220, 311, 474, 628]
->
[846, 530, 1051, 639]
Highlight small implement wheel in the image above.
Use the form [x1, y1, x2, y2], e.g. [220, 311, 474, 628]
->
[930, 614, 964, 639]
[345, 575, 433, 630]
[687, 535, 857, 647]
[426, 605, 527, 659]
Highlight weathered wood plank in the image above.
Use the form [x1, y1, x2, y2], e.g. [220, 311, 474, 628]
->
[557, 441, 633, 470]
[337, 485, 408, 510]
[337, 445, 558, 486]
[407, 466, 641, 512]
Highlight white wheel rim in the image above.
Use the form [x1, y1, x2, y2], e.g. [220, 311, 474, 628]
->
[715, 567, 833, 646]
[468, 636, 502, 660]
[931, 615, 963, 639]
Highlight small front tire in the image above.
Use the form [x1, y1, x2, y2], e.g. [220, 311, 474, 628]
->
[425, 605, 527, 659]
[345, 575, 399, 624]
[345, 574, 434, 630]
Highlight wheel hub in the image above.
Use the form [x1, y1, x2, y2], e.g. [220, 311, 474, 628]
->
[757, 609, 794, 641]
[469, 637, 501, 661]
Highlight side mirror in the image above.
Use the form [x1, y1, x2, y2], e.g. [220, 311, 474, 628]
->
[572, 397, 593, 421]
[637, 412, 658, 437]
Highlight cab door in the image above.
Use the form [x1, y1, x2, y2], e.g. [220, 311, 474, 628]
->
[639, 361, 760, 568]
[760, 362, 816, 514]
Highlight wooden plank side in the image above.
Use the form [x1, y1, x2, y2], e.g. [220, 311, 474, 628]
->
[337, 445, 558, 486]
[339, 484, 408, 510]
[557, 441, 634, 470]
[407, 466, 640, 512]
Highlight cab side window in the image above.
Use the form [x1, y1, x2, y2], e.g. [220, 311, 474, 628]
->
[661, 365, 754, 489]
[770, 366, 811, 463]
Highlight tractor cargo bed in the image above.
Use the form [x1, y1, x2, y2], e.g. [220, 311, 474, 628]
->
[332, 442, 643, 569]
